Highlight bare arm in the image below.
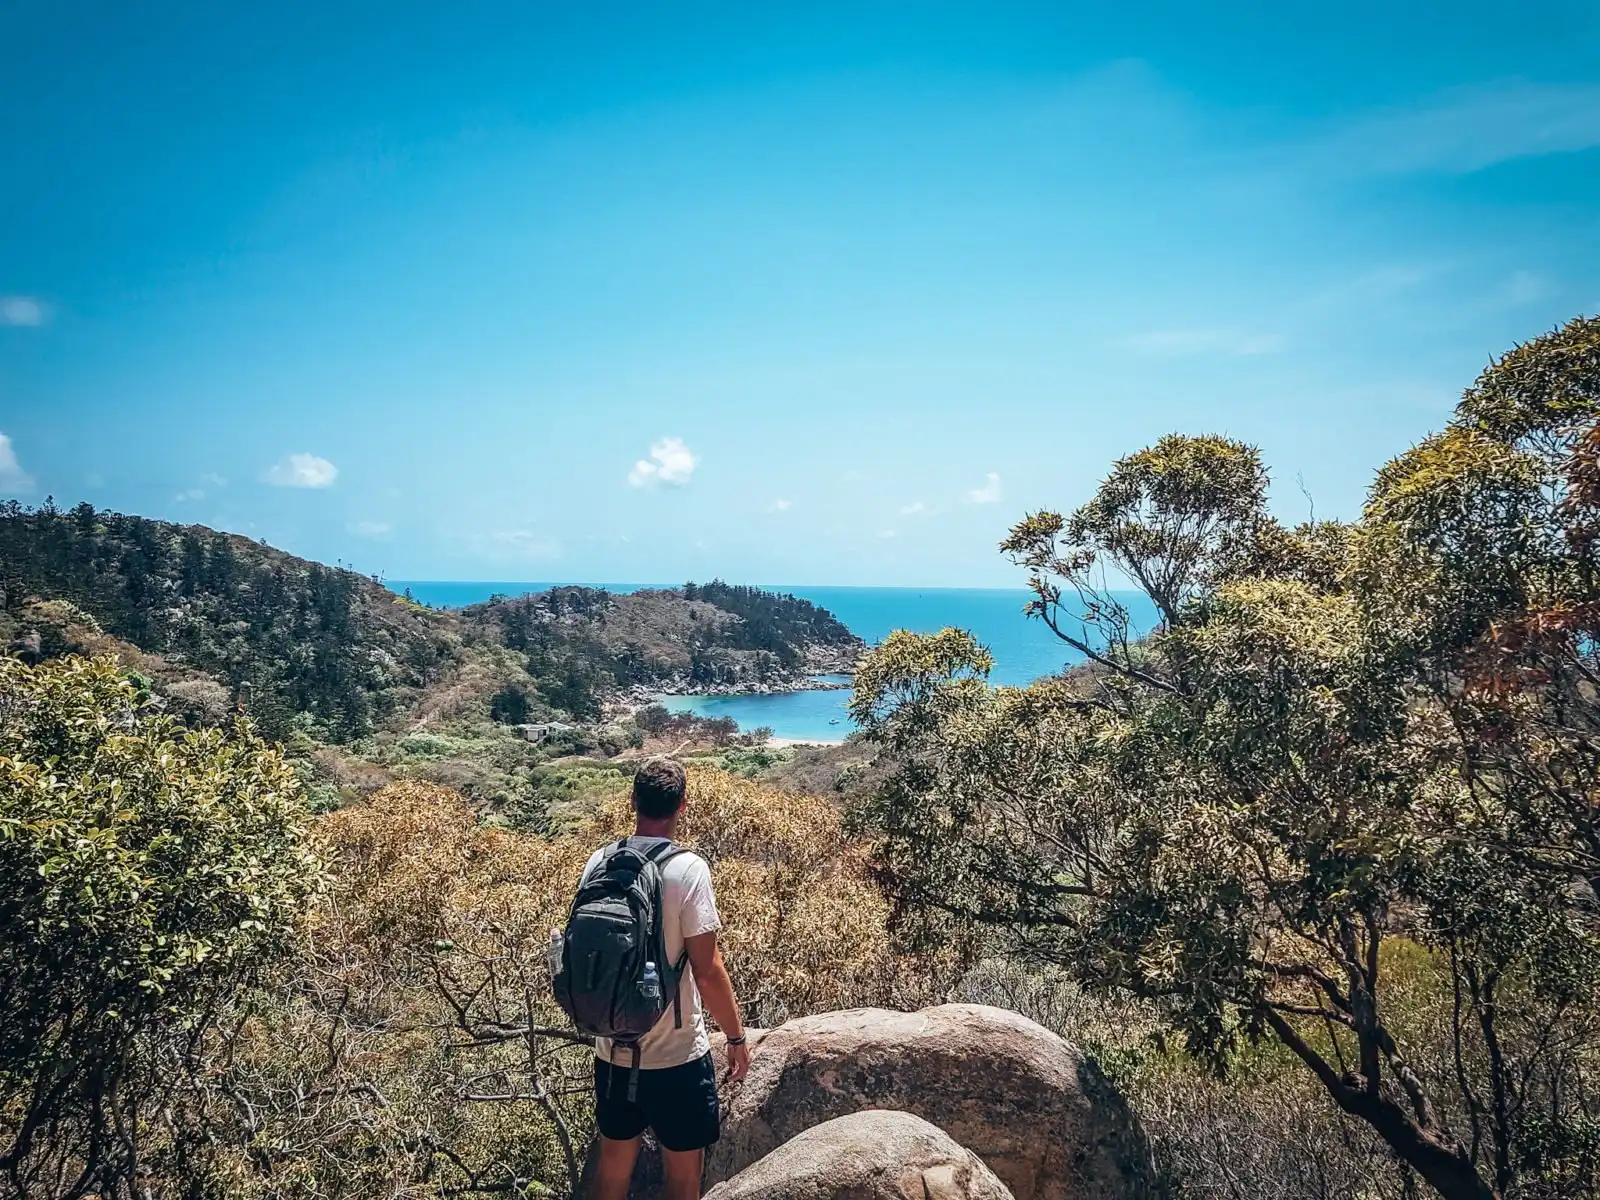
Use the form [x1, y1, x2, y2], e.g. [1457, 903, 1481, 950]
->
[684, 930, 743, 1038]
[685, 930, 750, 1081]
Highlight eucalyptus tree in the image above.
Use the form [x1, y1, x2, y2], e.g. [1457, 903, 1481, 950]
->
[852, 321, 1600, 1200]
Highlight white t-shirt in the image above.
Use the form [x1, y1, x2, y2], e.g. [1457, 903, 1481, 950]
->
[580, 837, 723, 1069]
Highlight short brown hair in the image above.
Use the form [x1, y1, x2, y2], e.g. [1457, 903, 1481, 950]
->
[632, 756, 687, 819]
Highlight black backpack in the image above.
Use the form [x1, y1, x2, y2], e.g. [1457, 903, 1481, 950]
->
[552, 838, 689, 1100]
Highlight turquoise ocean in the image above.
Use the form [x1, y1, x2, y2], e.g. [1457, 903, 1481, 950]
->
[389, 582, 1158, 742]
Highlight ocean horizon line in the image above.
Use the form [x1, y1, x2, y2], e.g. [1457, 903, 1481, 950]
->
[387, 579, 1044, 594]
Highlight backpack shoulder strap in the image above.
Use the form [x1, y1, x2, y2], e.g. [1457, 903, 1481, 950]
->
[589, 838, 629, 871]
[643, 840, 686, 868]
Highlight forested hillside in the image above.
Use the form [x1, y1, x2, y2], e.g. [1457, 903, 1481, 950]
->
[0, 502, 863, 751]
[0, 501, 458, 740]
[469, 580, 861, 694]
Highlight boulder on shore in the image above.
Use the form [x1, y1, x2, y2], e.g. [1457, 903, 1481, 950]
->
[706, 1004, 1157, 1200]
[702, 1109, 1015, 1200]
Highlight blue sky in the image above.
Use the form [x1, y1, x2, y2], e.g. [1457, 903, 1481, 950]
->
[2, 2, 1598, 585]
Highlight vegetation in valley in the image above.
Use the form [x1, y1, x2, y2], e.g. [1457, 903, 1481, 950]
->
[0, 670, 934, 1199]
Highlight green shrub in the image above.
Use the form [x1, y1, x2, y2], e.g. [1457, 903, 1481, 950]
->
[0, 655, 323, 1198]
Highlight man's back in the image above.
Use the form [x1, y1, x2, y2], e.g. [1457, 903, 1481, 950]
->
[581, 836, 722, 1069]
[582, 757, 749, 1200]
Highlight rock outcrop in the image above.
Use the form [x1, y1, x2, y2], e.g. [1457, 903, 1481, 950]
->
[705, 1004, 1156, 1200]
[702, 1110, 1015, 1200]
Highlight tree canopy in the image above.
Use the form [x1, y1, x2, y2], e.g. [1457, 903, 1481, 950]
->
[0, 655, 323, 1199]
[852, 315, 1600, 1200]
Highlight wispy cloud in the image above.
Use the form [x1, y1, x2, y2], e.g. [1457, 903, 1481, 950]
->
[349, 520, 392, 538]
[1120, 329, 1284, 356]
[1505, 269, 1553, 306]
[175, 472, 227, 503]
[768, 498, 792, 513]
[1312, 80, 1600, 177]
[1232, 333, 1287, 356]
[1304, 263, 1445, 311]
[470, 529, 562, 562]
[265, 453, 338, 488]
[0, 296, 48, 327]
[899, 501, 927, 516]
[965, 472, 1003, 505]
[878, 528, 897, 539]
[0, 433, 34, 493]
[628, 436, 697, 487]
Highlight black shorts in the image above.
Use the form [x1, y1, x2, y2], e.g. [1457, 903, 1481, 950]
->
[593, 1052, 720, 1152]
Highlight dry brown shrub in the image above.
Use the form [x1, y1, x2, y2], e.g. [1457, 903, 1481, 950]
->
[199, 767, 942, 1197]
[564, 764, 948, 1025]
[310, 745, 395, 794]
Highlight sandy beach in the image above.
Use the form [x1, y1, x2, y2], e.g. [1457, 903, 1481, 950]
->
[766, 736, 846, 749]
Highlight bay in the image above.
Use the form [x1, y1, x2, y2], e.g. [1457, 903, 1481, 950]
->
[388, 581, 1159, 741]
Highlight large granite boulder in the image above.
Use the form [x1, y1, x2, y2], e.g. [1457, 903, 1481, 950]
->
[702, 1110, 1014, 1200]
[705, 1005, 1156, 1200]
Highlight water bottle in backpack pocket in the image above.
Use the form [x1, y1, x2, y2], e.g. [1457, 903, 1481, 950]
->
[552, 838, 691, 1100]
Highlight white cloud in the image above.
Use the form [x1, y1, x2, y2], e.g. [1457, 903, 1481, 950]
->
[0, 433, 34, 493]
[899, 501, 927, 516]
[879, 529, 897, 539]
[175, 488, 206, 502]
[0, 296, 47, 327]
[349, 520, 392, 538]
[965, 472, 1003, 505]
[1315, 80, 1600, 177]
[768, 498, 792, 513]
[265, 452, 338, 488]
[200, 472, 227, 488]
[628, 436, 697, 487]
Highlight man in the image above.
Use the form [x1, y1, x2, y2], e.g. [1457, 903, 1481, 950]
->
[585, 757, 751, 1200]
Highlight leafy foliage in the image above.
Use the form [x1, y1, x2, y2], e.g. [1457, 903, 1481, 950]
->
[853, 324, 1600, 1200]
[0, 655, 323, 1199]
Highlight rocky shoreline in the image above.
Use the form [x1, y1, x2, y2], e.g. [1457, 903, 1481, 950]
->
[616, 641, 862, 703]
[620, 669, 853, 704]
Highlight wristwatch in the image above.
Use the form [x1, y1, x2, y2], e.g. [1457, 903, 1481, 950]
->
[725, 1034, 747, 1046]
